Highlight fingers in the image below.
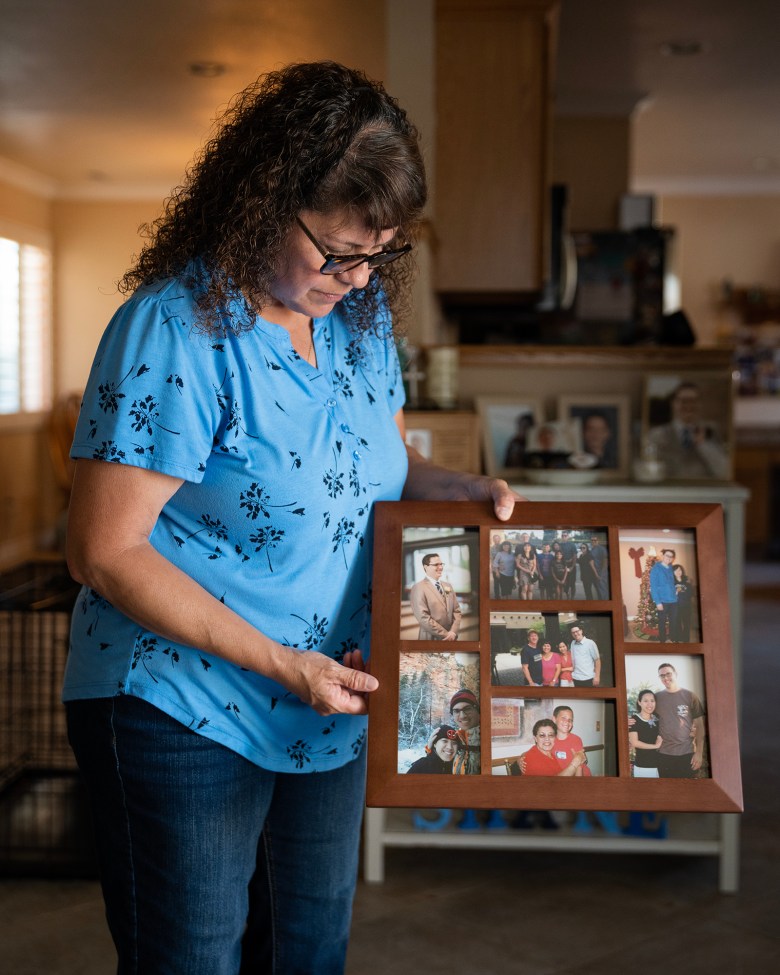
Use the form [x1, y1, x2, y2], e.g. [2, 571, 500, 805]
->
[491, 479, 525, 520]
[342, 648, 369, 673]
[293, 650, 379, 717]
[339, 661, 379, 694]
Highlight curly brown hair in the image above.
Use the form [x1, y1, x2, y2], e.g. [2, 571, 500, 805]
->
[120, 61, 427, 337]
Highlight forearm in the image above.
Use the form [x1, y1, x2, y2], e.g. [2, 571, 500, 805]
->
[402, 448, 481, 500]
[66, 459, 376, 717]
[631, 738, 657, 750]
[402, 447, 520, 516]
[69, 536, 294, 685]
[692, 717, 705, 754]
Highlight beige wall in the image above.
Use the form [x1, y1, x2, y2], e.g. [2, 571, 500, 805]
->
[657, 194, 780, 347]
[52, 199, 162, 394]
[0, 177, 51, 231]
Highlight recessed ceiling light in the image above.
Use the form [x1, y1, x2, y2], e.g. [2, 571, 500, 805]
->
[188, 61, 227, 78]
[658, 40, 706, 57]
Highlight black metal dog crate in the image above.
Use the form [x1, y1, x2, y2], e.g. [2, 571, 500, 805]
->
[0, 559, 96, 876]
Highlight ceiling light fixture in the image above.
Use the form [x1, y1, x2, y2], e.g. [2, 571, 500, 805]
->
[658, 40, 706, 58]
[188, 61, 227, 78]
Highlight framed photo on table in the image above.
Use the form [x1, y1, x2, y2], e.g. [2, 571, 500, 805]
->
[366, 500, 742, 813]
[475, 396, 543, 478]
[641, 372, 734, 481]
[557, 393, 631, 480]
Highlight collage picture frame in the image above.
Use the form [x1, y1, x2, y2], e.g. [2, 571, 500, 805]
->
[366, 500, 743, 813]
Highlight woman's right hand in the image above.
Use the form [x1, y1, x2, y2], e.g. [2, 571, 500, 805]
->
[655, 736, 663, 748]
[280, 647, 379, 716]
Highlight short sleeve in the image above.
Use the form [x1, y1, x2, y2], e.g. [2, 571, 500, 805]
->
[71, 290, 218, 482]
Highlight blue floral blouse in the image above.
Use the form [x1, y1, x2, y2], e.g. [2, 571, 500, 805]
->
[63, 276, 408, 772]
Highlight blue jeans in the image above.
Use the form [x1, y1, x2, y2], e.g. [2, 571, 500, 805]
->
[66, 696, 366, 975]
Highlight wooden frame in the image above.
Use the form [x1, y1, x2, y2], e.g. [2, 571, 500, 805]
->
[366, 500, 743, 813]
[641, 371, 734, 481]
[475, 395, 543, 478]
[557, 393, 631, 481]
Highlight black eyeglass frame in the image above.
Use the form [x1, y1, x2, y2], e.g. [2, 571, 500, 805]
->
[296, 216, 412, 275]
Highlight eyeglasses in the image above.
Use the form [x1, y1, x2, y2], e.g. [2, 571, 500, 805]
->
[428, 562, 444, 568]
[297, 216, 412, 275]
[452, 706, 476, 716]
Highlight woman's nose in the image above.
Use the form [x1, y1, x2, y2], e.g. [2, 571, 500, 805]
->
[335, 261, 373, 289]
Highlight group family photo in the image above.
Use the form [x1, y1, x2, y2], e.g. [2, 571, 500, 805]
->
[490, 611, 613, 687]
[491, 527, 610, 601]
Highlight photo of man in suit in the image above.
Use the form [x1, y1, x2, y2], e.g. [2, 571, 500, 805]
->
[646, 381, 729, 480]
[409, 553, 462, 641]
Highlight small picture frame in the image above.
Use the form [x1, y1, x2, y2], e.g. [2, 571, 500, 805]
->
[618, 527, 701, 644]
[404, 427, 433, 460]
[475, 396, 543, 478]
[557, 394, 631, 480]
[366, 500, 742, 813]
[625, 654, 708, 779]
[402, 526, 480, 642]
[641, 372, 734, 481]
[399, 651, 480, 774]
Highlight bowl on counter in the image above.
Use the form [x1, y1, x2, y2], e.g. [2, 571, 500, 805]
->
[523, 467, 601, 486]
[522, 450, 600, 485]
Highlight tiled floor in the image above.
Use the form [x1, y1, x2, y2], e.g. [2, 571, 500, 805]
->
[1, 566, 777, 974]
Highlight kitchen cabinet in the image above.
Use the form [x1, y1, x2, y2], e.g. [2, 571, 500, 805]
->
[435, 0, 559, 293]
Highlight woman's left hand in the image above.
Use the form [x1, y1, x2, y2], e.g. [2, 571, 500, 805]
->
[453, 475, 523, 522]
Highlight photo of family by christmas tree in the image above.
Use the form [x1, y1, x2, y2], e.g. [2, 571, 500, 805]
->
[625, 654, 709, 779]
[397, 651, 481, 775]
[491, 698, 615, 777]
[618, 528, 700, 643]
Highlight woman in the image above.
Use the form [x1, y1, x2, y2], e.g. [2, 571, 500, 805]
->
[540, 641, 561, 686]
[63, 62, 517, 975]
[629, 689, 663, 778]
[492, 540, 517, 598]
[516, 541, 538, 600]
[673, 563, 694, 642]
[551, 549, 569, 599]
[521, 719, 585, 776]
[556, 639, 574, 687]
[577, 542, 597, 600]
[406, 725, 458, 774]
